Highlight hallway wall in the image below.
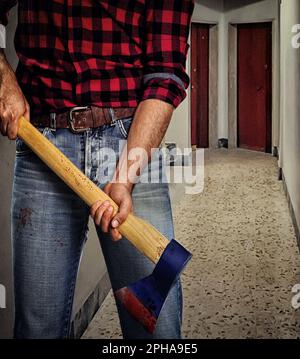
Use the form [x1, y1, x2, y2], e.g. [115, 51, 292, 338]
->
[165, 0, 223, 148]
[224, 0, 280, 150]
[280, 0, 300, 240]
[165, 0, 279, 149]
[0, 6, 18, 339]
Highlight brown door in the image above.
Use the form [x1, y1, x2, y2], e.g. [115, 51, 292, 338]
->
[237, 23, 272, 153]
[191, 23, 209, 148]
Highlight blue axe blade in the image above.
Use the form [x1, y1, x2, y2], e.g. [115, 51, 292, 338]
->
[115, 239, 192, 333]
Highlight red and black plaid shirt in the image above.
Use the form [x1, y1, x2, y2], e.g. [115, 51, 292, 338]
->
[1, 0, 194, 117]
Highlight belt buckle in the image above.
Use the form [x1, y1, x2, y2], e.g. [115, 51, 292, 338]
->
[69, 106, 90, 133]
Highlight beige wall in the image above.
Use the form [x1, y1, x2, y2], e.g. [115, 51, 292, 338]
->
[223, 0, 278, 20]
[0, 6, 19, 339]
[193, 0, 223, 23]
[0, 6, 109, 338]
[165, 0, 280, 149]
[225, 0, 280, 149]
[0, 140, 15, 339]
[279, 0, 300, 232]
[165, 0, 222, 148]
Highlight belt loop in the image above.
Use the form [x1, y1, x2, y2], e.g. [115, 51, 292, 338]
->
[50, 112, 56, 129]
[109, 108, 116, 126]
[91, 106, 95, 128]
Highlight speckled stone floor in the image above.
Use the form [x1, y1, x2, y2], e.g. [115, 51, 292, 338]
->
[82, 149, 300, 339]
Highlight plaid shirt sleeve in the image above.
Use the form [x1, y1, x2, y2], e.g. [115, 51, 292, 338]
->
[141, 0, 194, 108]
[0, 0, 17, 25]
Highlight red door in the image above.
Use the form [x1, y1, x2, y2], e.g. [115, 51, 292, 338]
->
[191, 23, 209, 148]
[237, 23, 272, 153]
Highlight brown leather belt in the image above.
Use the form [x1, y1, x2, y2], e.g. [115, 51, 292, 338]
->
[31, 106, 136, 133]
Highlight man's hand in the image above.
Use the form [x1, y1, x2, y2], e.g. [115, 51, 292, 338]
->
[91, 99, 173, 242]
[0, 52, 30, 139]
[90, 182, 133, 241]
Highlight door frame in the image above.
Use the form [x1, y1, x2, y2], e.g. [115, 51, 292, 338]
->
[228, 20, 280, 154]
[189, 21, 219, 149]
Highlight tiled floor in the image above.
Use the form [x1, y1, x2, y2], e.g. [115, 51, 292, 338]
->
[82, 149, 300, 339]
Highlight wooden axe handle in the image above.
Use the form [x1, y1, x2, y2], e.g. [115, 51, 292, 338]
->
[18, 116, 169, 263]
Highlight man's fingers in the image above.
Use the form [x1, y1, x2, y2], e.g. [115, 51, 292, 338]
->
[24, 102, 30, 121]
[111, 197, 132, 229]
[91, 201, 116, 233]
[8, 107, 24, 140]
[0, 110, 11, 136]
[7, 117, 19, 140]
[93, 184, 132, 239]
[0, 118, 8, 136]
[91, 201, 110, 226]
[90, 200, 108, 218]
[109, 227, 122, 242]
[101, 206, 114, 233]
[0, 100, 29, 139]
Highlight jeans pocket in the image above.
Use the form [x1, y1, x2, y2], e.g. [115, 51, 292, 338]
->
[115, 117, 133, 140]
[16, 127, 49, 156]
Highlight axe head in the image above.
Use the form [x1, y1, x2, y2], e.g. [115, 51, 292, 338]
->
[115, 239, 192, 334]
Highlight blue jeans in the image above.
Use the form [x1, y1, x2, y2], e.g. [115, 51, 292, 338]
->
[11, 112, 183, 339]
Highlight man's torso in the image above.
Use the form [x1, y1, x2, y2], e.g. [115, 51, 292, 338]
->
[15, 0, 147, 116]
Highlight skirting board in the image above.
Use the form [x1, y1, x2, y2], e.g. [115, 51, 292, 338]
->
[281, 171, 300, 252]
[70, 271, 111, 339]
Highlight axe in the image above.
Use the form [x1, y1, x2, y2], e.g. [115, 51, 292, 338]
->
[17, 117, 192, 334]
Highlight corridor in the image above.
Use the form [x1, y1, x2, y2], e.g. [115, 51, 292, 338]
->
[83, 149, 300, 339]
